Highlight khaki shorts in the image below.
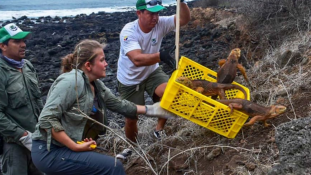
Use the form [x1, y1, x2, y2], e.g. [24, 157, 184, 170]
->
[118, 67, 169, 105]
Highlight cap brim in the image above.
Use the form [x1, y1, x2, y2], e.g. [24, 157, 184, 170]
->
[11, 31, 31, 40]
[146, 5, 165, 12]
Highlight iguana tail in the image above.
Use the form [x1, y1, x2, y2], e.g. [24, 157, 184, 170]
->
[223, 84, 248, 99]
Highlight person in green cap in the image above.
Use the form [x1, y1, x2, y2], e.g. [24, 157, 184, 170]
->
[116, 0, 190, 157]
[0, 23, 43, 175]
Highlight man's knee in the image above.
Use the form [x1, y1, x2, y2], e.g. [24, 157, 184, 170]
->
[154, 83, 167, 100]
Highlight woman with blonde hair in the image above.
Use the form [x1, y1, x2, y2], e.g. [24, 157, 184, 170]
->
[31, 39, 175, 175]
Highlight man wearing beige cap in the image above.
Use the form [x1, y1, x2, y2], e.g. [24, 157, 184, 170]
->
[116, 0, 190, 159]
[0, 23, 43, 175]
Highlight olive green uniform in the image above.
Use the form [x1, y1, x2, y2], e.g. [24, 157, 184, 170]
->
[0, 54, 43, 175]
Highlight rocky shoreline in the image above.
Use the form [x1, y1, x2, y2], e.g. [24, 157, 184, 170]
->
[1, 5, 183, 99]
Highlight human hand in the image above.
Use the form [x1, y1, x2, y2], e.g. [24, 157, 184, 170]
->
[76, 138, 97, 151]
[159, 45, 176, 69]
[19, 131, 32, 151]
[145, 102, 177, 119]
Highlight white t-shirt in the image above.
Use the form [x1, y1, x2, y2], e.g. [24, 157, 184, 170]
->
[117, 15, 175, 86]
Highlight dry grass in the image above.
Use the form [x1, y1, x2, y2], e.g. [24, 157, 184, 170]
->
[247, 31, 311, 108]
[96, 113, 282, 174]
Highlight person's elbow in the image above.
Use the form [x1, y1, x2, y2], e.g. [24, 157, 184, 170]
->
[131, 58, 144, 67]
[180, 16, 191, 26]
[132, 61, 143, 67]
[127, 51, 145, 67]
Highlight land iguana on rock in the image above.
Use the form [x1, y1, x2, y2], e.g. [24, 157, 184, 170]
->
[217, 48, 252, 88]
[176, 77, 248, 100]
[217, 98, 287, 127]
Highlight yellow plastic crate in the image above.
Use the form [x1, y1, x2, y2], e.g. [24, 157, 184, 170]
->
[160, 56, 250, 138]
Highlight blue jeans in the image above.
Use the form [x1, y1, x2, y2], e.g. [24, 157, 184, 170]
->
[31, 140, 126, 175]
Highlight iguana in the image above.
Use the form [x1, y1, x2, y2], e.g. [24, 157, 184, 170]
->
[217, 98, 287, 127]
[176, 77, 247, 100]
[217, 48, 252, 87]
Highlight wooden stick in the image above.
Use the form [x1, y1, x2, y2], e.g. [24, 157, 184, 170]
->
[175, 0, 181, 69]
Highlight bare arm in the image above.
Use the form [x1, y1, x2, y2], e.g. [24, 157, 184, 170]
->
[51, 128, 96, 152]
[126, 49, 160, 67]
[174, 2, 191, 27]
[136, 105, 147, 114]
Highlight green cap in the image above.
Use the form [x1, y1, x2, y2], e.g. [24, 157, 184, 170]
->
[0, 23, 31, 43]
[136, 0, 165, 12]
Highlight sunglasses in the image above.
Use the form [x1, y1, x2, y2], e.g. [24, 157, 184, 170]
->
[141, 0, 162, 6]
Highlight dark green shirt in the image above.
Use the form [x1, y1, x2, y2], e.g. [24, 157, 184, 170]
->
[0, 54, 43, 143]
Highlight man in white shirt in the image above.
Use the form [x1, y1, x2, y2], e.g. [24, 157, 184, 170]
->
[117, 0, 190, 143]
